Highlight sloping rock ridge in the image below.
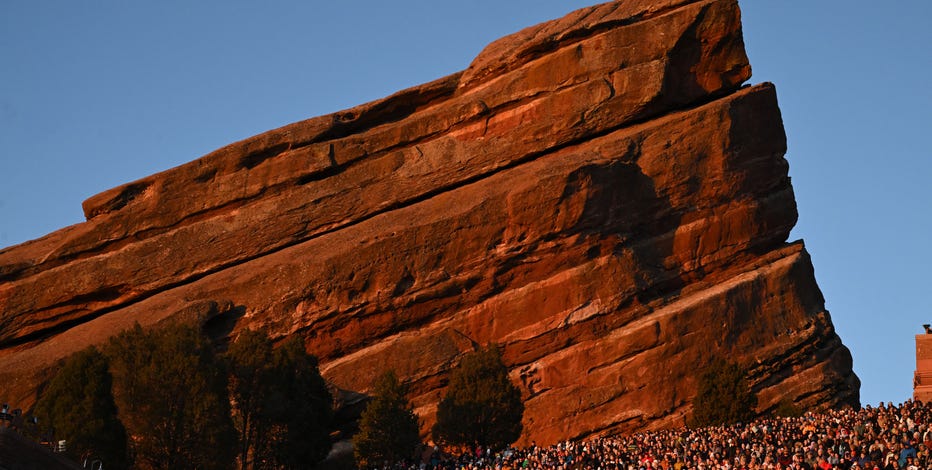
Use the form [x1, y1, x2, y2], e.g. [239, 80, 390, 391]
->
[0, 0, 858, 444]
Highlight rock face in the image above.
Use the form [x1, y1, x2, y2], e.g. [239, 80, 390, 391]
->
[0, 0, 858, 444]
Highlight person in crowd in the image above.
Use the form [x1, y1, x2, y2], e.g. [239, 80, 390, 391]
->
[374, 400, 932, 470]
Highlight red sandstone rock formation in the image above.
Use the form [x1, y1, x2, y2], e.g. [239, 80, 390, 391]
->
[0, 0, 858, 444]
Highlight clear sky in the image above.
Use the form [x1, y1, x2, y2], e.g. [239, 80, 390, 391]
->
[1, 1, 929, 407]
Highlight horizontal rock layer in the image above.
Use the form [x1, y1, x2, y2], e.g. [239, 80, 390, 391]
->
[0, 0, 858, 444]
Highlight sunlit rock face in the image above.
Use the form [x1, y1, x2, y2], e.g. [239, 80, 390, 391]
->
[0, 0, 858, 445]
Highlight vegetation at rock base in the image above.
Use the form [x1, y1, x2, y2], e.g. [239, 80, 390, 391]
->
[227, 329, 275, 469]
[432, 344, 524, 451]
[688, 358, 758, 428]
[268, 336, 334, 467]
[353, 370, 421, 469]
[34, 345, 128, 469]
[106, 323, 235, 469]
[227, 330, 333, 469]
[29, 323, 334, 470]
[772, 398, 804, 418]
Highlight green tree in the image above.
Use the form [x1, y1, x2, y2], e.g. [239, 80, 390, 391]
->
[226, 329, 275, 469]
[432, 344, 524, 450]
[688, 358, 758, 428]
[261, 336, 333, 469]
[772, 398, 804, 418]
[34, 345, 128, 469]
[107, 323, 235, 469]
[226, 331, 333, 469]
[353, 370, 421, 469]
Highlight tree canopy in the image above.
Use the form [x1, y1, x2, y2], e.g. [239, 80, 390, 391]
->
[688, 358, 758, 428]
[354, 370, 421, 469]
[34, 345, 128, 469]
[432, 344, 524, 450]
[270, 337, 334, 467]
[106, 323, 235, 469]
[28, 323, 335, 470]
[226, 330, 333, 469]
[227, 328, 275, 469]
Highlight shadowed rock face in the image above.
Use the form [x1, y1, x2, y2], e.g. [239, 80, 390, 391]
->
[0, 0, 858, 444]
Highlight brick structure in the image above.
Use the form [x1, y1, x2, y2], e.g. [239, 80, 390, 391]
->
[914, 333, 932, 402]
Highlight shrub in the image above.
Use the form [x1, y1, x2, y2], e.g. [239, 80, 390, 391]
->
[773, 398, 804, 418]
[688, 358, 757, 428]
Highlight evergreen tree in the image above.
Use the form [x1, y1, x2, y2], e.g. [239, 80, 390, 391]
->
[263, 336, 333, 469]
[432, 344, 524, 450]
[107, 323, 235, 469]
[354, 370, 421, 469]
[688, 358, 758, 428]
[227, 331, 333, 469]
[226, 329, 275, 469]
[34, 345, 128, 469]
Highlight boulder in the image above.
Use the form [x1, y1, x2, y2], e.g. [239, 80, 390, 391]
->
[0, 0, 858, 444]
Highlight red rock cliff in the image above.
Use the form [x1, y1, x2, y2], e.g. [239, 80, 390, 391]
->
[0, 0, 858, 444]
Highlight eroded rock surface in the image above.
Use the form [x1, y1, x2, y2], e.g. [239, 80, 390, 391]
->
[0, 0, 858, 444]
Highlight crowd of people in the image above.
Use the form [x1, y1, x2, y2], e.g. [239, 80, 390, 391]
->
[390, 400, 932, 470]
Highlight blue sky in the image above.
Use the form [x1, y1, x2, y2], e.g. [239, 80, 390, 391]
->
[1, 1, 929, 407]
